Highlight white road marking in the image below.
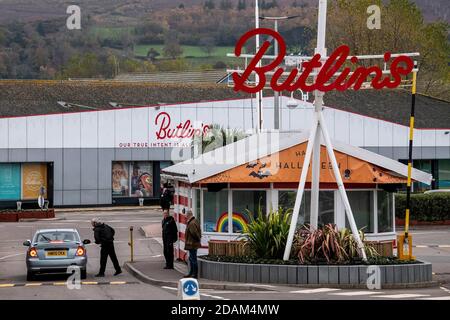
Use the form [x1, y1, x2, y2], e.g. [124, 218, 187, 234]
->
[438, 245, 450, 248]
[290, 288, 341, 294]
[440, 286, 450, 294]
[415, 245, 428, 248]
[201, 293, 229, 300]
[161, 286, 177, 291]
[373, 294, 430, 299]
[0, 253, 23, 260]
[419, 296, 450, 300]
[330, 291, 384, 296]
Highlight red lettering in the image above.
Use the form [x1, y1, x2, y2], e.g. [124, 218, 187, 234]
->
[232, 29, 415, 93]
[154, 112, 209, 141]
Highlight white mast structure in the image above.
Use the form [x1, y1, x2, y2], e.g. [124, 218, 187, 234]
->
[227, 0, 419, 261]
[254, 0, 263, 133]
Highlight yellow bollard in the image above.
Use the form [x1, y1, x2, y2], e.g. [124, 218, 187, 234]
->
[128, 226, 134, 262]
[397, 234, 415, 261]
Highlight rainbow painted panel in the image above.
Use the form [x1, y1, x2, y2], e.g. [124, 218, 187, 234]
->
[215, 212, 249, 233]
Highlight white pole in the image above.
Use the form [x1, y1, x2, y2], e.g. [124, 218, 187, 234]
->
[310, 0, 328, 229]
[318, 112, 367, 260]
[283, 117, 319, 261]
[255, 0, 263, 132]
[310, 125, 321, 228]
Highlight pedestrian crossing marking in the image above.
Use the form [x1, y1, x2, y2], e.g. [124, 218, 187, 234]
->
[330, 291, 384, 296]
[290, 288, 341, 294]
[373, 294, 430, 299]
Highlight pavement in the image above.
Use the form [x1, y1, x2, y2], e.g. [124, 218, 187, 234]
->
[1, 207, 450, 300]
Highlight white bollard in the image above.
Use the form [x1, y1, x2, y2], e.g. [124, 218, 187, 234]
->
[178, 278, 200, 300]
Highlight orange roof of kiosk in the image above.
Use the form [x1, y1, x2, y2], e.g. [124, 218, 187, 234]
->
[162, 131, 432, 185]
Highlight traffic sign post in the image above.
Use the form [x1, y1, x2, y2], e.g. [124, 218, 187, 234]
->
[178, 278, 200, 300]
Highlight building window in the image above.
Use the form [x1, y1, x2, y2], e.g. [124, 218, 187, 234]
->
[438, 159, 450, 189]
[377, 190, 393, 233]
[318, 191, 334, 226]
[346, 191, 374, 233]
[203, 189, 228, 233]
[232, 190, 266, 233]
[412, 160, 432, 192]
[112, 161, 153, 198]
[0, 163, 48, 201]
[278, 190, 311, 226]
[195, 189, 201, 221]
[0, 163, 21, 200]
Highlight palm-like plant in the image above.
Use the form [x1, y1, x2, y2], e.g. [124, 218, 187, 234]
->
[192, 123, 247, 155]
[244, 207, 292, 259]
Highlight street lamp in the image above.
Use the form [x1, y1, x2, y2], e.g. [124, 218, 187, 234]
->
[259, 15, 302, 130]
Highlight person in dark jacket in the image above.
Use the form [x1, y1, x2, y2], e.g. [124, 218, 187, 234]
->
[183, 210, 201, 279]
[160, 184, 173, 211]
[162, 209, 178, 269]
[91, 218, 122, 277]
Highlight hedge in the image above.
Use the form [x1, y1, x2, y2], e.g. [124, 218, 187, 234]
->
[395, 193, 450, 221]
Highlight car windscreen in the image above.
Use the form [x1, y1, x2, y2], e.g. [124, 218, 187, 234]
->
[35, 232, 79, 243]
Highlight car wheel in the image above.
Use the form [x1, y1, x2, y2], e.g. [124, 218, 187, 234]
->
[81, 269, 87, 280]
[26, 271, 35, 281]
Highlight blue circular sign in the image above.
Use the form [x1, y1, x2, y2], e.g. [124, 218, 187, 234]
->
[183, 280, 198, 296]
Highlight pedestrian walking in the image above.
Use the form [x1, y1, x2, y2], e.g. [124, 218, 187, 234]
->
[162, 209, 178, 269]
[91, 218, 122, 277]
[183, 210, 201, 279]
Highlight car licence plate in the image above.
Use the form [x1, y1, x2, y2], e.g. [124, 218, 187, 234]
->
[46, 250, 67, 257]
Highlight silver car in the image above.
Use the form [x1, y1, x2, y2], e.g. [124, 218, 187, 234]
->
[23, 229, 91, 281]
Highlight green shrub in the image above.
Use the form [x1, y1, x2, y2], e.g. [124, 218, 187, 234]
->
[244, 207, 292, 259]
[395, 193, 450, 221]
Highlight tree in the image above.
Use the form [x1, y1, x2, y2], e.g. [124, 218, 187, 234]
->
[147, 48, 160, 62]
[199, 36, 216, 56]
[163, 31, 183, 59]
[219, 0, 232, 10]
[237, 0, 247, 10]
[204, 0, 215, 10]
[327, 0, 450, 98]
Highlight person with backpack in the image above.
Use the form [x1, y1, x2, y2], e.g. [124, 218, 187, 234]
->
[161, 209, 178, 269]
[91, 218, 122, 277]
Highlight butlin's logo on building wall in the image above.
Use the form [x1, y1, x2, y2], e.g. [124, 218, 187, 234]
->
[152, 111, 209, 148]
[118, 111, 209, 148]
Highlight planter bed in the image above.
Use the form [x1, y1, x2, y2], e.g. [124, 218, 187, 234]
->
[0, 209, 55, 222]
[198, 256, 433, 288]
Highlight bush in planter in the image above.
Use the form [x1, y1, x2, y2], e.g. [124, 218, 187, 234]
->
[243, 207, 292, 259]
[295, 224, 378, 264]
[395, 192, 450, 221]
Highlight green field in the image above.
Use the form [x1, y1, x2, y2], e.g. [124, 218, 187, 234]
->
[89, 26, 135, 40]
[134, 44, 234, 59]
